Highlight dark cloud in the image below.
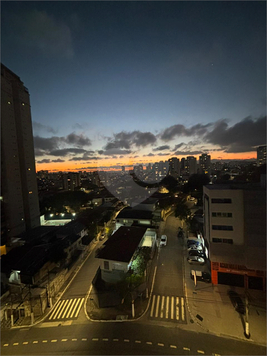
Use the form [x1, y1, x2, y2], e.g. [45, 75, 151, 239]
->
[52, 159, 65, 163]
[158, 152, 171, 156]
[69, 156, 100, 161]
[161, 123, 211, 141]
[34, 136, 61, 151]
[33, 121, 57, 134]
[204, 116, 266, 153]
[104, 130, 157, 151]
[34, 133, 92, 157]
[153, 145, 170, 151]
[37, 159, 51, 164]
[143, 153, 155, 157]
[65, 133, 91, 147]
[174, 150, 204, 156]
[49, 148, 87, 156]
[99, 148, 132, 156]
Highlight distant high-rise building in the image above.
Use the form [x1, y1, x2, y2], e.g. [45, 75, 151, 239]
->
[257, 145, 266, 166]
[168, 157, 180, 177]
[199, 154, 211, 175]
[1, 64, 40, 241]
[121, 166, 125, 172]
[186, 156, 197, 175]
[63, 172, 80, 191]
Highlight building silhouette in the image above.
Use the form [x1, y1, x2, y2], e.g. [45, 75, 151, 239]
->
[257, 145, 266, 166]
[1, 64, 40, 244]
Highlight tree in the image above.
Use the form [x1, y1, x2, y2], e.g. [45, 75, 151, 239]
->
[174, 196, 191, 221]
[131, 247, 151, 275]
[183, 174, 210, 194]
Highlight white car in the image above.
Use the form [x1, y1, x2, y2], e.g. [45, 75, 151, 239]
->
[160, 235, 167, 247]
[187, 256, 205, 265]
[187, 244, 203, 251]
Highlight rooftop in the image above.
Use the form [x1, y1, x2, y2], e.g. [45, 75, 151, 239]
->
[96, 226, 147, 262]
[117, 207, 153, 220]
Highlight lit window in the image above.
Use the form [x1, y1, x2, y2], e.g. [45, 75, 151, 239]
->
[22, 103, 25, 106]
[29, 191, 33, 194]
[8, 101, 11, 105]
[28, 168, 31, 171]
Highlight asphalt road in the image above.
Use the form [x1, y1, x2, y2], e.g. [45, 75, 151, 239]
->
[2, 321, 266, 355]
[1, 214, 266, 355]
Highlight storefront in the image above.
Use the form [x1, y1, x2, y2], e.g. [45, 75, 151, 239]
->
[211, 261, 265, 291]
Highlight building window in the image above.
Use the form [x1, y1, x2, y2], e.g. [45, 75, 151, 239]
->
[212, 212, 232, 218]
[212, 225, 233, 231]
[211, 198, 232, 204]
[212, 238, 233, 244]
[104, 261, 109, 270]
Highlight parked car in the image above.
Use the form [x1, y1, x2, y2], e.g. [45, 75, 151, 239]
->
[188, 244, 203, 252]
[187, 256, 205, 265]
[187, 240, 200, 246]
[227, 290, 245, 314]
[160, 235, 167, 247]
[190, 270, 211, 283]
[188, 250, 205, 258]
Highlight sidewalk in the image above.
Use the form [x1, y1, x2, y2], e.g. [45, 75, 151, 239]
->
[1, 239, 98, 329]
[183, 241, 267, 346]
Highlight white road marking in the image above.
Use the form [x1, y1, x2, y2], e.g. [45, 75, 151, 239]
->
[61, 339, 67, 342]
[3, 344, 9, 347]
[166, 296, 169, 318]
[124, 339, 129, 342]
[23, 342, 29, 345]
[74, 298, 84, 318]
[150, 295, 156, 317]
[155, 295, 160, 317]
[61, 299, 72, 318]
[197, 350, 205, 354]
[81, 338, 87, 341]
[183, 347, 190, 350]
[70, 298, 81, 318]
[181, 297, 185, 321]
[176, 297, 179, 320]
[66, 299, 76, 318]
[170, 345, 177, 348]
[33, 341, 38, 344]
[13, 343, 19, 346]
[146, 341, 152, 345]
[72, 338, 77, 341]
[92, 338, 98, 341]
[171, 296, 174, 319]
[135, 340, 141, 343]
[102, 338, 108, 341]
[49, 300, 63, 320]
[158, 343, 164, 347]
[160, 296, 165, 318]
[42, 340, 48, 343]
[51, 339, 57, 342]
[113, 339, 119, 341]
[55, 299, 69, 319]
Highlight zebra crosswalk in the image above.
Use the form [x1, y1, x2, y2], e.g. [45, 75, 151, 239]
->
[48, 298, 84, 321]
[149, 294, 186, 322]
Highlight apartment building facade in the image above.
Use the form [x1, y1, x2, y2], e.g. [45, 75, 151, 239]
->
[203, 183, 266, 291]
[1, 64, 40, 242]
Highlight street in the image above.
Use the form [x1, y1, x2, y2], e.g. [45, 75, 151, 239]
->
[1, 214, 266, 355]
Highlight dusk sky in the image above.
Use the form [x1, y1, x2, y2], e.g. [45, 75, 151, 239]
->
[2, 1, 266, 172]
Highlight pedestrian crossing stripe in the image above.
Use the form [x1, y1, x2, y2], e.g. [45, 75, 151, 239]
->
[150, 295, 185, 321]
[49, 298, 84, 320]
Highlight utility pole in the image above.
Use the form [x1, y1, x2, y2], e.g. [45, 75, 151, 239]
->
[244, 290, 251, 339]
[29, 285, 34, 325]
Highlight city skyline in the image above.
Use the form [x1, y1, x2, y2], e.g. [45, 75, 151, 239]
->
[2, 1, 266, 172]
